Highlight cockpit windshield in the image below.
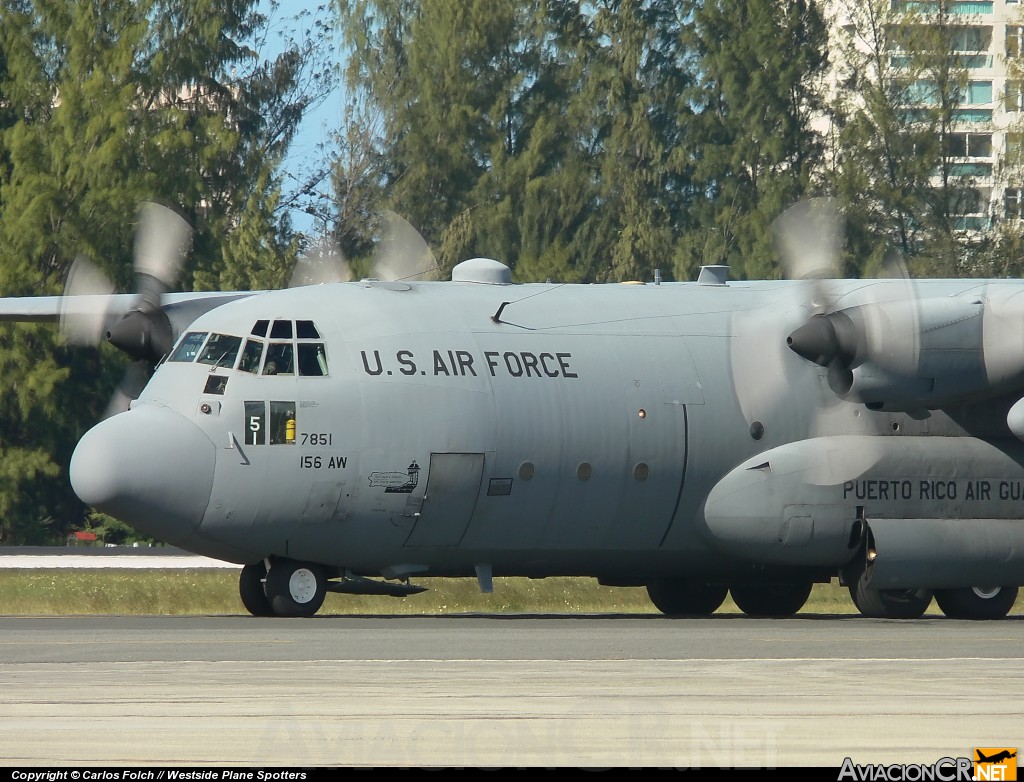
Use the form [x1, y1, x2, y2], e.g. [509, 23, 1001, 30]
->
[238, 339, 264, 374]
[169, 332, 208, 362]
[197, 334, 243, 368]
[167, 320, 328, 376]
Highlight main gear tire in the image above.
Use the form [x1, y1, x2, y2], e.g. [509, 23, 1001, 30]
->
[849, 574, 932, 619]
[646, 579, 728, 616]
[730, 582, 813, 617]
[934, 586, 1018, 620]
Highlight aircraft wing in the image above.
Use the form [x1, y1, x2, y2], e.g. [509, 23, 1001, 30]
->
[0, 290, 257, 353]
[0, 291, 253, 324]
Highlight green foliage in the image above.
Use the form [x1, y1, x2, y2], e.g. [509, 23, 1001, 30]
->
[0, 0, 325, 542]
[337, 0, 829, 284]
[828, 0, 998, 277]
[676, 0, 828, 282]
[82, 510, 155, 546]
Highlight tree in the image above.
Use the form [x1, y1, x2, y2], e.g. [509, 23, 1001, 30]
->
[675, 0, 829, 282]
[828, 0, 983, 277]
[335, 0, 698, 283]
[0, 0, 322, 542]
[559, 0, 693, 283]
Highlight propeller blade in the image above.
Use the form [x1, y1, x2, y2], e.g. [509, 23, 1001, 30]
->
[774, 197, 844, 282]
[289, 235, 353, 287]
[371, 210, 440, 282]
[102, 361, 150, 420]
[730, 198, 847, 428]
[59, 256, 115, 347]
[729, 302, 810, 428]
[855, 249, 920, 375]
[134, 202, 192, 307]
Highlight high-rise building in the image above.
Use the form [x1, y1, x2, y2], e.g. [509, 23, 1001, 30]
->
[824, 0, 1024, 234]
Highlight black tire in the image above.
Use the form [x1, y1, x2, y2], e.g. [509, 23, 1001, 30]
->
[265, 559, 327, 618]
[730, 582, 813, 617]
[239, 562, 274, 617]
[646, 579, 728, 616]
[849, 574, 932, 619]
[934, 586, 1019, 620]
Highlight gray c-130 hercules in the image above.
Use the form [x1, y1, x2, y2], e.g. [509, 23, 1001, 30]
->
[5, 199, 1024, 619]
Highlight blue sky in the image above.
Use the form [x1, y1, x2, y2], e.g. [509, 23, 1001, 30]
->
[258, 1, 345, 235]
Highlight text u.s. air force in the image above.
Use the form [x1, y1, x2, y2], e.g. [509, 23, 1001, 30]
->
[359, 348, 579, 379]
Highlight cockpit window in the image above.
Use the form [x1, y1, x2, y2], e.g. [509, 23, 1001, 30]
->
[244, 319, 329, 377]
[197, 334, 243, 368]
[262, 343, 294, 375]
[270, 319, 293, 339]
[169, 332, 208, 362]
[237, 339, 264, 374]
[297, 343, 328, 376]
[296, 320, 320, 339]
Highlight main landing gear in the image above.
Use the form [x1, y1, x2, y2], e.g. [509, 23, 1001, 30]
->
[646, 578, 816, 617]
[239, 558, 327, 618]
[729, 582, 813, 617]
[841, 537, 1017, 619]
[646, 578, 728, 616]
[934, 586, 1019, 620]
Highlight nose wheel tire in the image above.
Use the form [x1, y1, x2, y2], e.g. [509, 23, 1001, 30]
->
[934, 586, 1018, 620]
[239, 562, 274, 617]
[265, 559, 327, 617]
[730, 582, 813, 617]
[646, 579, 728, 616]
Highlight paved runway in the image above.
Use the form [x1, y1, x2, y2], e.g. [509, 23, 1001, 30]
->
[1, 614, 1022, 768]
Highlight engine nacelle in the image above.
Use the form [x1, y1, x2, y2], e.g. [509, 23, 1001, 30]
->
[704, 435, 1024, 586]
[861, 518, 1024, 589]
[790, 288, 1024, 412]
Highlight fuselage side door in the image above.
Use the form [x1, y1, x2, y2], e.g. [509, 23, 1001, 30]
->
[403, 452, 485, 547]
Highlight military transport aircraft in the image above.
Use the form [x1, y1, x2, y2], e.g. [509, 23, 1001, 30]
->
[3, 199, 1023, 620]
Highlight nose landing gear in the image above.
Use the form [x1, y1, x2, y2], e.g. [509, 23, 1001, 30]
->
[238, 558, 327, 618]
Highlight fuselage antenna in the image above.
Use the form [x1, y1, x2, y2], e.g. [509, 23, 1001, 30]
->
[491, 301, 509, 324]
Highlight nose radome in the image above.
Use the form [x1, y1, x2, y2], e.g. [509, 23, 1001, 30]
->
[70, 405, 216, 547]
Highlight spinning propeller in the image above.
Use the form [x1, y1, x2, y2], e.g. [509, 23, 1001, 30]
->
[60, 202, 192, 417]
[60, 202, 192, 363]
[729, 198, 924, 483]
[288, 210, 440, 288]
[729, 198, 853, 429]
[61, 205, 439, 416]
[772, 199, 925, 407]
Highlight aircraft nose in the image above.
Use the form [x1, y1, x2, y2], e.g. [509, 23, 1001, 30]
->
[70, 405, 216, 545]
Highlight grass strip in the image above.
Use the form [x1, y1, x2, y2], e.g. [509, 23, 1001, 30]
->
[4, 570, 1018, 616]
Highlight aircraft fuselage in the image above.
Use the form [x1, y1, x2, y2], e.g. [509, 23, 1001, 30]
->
[68, 271, 1024, 613]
